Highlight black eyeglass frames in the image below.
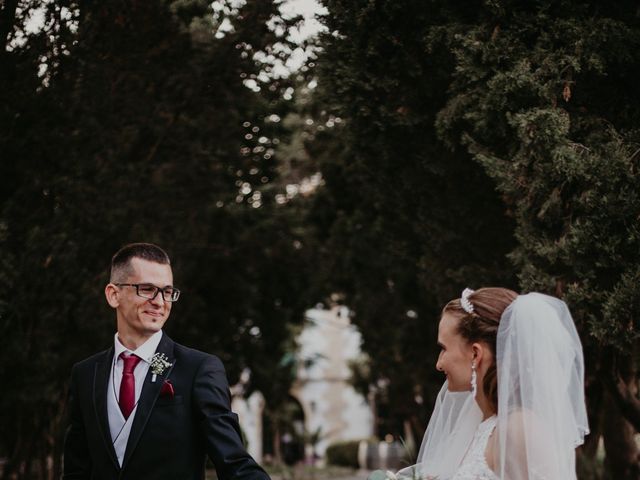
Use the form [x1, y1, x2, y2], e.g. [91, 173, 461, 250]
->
[115, 283, 181, 302]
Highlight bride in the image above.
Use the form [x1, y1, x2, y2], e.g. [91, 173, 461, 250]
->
[398, 288, 589, 480]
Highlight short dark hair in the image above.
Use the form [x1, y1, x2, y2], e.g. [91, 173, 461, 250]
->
[110, 243, 171, 282]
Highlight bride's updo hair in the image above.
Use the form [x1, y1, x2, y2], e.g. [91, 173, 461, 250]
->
[442, 287, 518, 411]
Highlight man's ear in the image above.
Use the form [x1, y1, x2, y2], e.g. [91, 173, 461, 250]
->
[105, 284, 119, 308]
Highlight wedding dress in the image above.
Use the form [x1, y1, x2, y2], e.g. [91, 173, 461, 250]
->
[451, 416, 498, 480]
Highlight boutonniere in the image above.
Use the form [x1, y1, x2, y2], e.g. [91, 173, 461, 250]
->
[149, 353, 172, 383]
[160, 379, 175, 399]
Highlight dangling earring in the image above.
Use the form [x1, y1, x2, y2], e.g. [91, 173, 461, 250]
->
[471, 361, 477, 398]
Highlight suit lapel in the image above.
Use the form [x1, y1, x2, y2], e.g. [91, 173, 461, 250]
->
[121, 334, 176, 471]
[93, 348, 120, 471]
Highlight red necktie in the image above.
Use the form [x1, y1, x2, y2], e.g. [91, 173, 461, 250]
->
[119, 353, 142, 419]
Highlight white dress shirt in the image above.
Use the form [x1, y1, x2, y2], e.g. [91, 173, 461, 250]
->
[107, 330, 163, 466]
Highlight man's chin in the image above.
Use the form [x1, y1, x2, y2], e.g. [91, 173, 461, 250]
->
[141, 317, 167, 330]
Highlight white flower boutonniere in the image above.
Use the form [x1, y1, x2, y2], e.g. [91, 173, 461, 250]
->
[149, 353, 173, 383]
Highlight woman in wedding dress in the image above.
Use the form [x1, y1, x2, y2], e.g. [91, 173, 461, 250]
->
[398, 288, 589, 480]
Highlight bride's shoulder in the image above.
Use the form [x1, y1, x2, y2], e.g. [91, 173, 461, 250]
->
[484, 418, 498, 472]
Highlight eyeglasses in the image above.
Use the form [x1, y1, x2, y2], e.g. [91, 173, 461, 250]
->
[115, 283, 181, 302]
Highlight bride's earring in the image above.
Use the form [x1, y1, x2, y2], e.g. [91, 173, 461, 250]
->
[471, 361, 477, 398]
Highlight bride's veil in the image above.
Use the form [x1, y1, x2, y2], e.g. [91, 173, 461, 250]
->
[397, 293, 588, 480]
[397, 382, 482, 479]
[494, 293, 589, 480]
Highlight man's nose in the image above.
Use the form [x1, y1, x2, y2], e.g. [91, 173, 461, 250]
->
[149, 290, 164, 306]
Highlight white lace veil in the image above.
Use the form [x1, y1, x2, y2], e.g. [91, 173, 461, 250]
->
[397, 292, 588, 480]
[493, 293, 589, 480]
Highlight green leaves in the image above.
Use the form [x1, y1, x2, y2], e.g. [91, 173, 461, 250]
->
[313, 1, 640, 462]
[311, 0, 516, 442]
[0, 0, 311, 476]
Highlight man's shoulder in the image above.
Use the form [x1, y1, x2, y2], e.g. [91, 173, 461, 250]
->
[71, 348, 111, 374]
[173, 341, 225, 371]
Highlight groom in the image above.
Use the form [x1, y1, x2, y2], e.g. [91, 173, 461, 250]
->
[63, 243, 270, 480]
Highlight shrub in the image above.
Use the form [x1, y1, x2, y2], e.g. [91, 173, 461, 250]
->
[325, 440, 361, 468]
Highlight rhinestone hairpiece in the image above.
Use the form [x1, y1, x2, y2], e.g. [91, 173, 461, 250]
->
[460, 288, 475, 314]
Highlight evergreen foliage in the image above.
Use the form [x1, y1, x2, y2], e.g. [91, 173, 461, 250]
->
[0, 1, 310, 478]
[313, 0, 640, 476]
[2, 0, 640, 477]
[311, 0, 515, 440]
[434, 4, 640, 474]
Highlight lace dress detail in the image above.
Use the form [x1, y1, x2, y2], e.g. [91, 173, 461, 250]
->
[451, 415, 499, 480]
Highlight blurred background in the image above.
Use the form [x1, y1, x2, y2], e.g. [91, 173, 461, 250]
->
[1, 0, 639, 479]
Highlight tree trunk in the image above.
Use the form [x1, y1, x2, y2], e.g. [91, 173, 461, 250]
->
[273, 425, 282, 465]
[576, 368, 605, 480]
[602, 391, 640, 479]
[606, 349, 640, 433]
[583, 370, 604, 459]
[1, 424, 21, 480]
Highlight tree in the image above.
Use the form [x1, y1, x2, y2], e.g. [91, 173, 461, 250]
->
[0, 1, 310, 478]
[309, 0, 515, 442]
[435, 2, 640, 476]
[312, 1, 640, 477]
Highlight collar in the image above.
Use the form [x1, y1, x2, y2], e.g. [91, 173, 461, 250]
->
[113, 330, 163, 364]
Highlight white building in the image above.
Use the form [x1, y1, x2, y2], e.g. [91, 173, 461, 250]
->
[232, 305, 374, 463]
[290, 306, 374, 460]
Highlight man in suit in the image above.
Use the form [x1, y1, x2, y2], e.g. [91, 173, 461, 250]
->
[63, 242, 270, 480]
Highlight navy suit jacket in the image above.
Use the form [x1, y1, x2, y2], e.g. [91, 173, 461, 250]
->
[63, 333, 270, 480]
